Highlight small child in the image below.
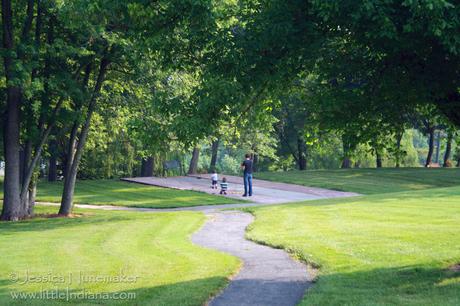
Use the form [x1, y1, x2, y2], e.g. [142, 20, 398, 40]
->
[211, 171, 218, 189]
[220, 177, 228, 195]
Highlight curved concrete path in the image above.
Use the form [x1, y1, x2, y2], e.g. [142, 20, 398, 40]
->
[39, 174, 358, 306]
[192, 211, 310, 306]
[38, 201, 314, 305]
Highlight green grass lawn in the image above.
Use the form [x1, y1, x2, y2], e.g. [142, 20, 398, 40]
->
[247, 168, 460, 305]
[0, 205, 240, 305]
[256, 168, 460, 194]
[0, 179, 243, 208]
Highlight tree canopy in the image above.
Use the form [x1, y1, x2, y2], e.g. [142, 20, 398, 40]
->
[1, 0, 460, 220]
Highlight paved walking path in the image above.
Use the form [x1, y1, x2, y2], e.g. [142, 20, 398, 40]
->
[38, 177, 358, 306]
[121, 174, 357, 204]
[192, 211, 311, 306]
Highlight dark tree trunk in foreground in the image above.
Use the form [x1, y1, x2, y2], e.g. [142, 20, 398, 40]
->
[188, 147, 200, 175]
[59, 59, 109, 216]
[2, 0, 57, 220]
[1, 88, 22, 220]
[425, 128, 435, 167]
[297, 137, 307, 170]
[209, 139, 219, 172]
[443, 131, 453, 167]
[141, 157, 154, 176]
[1, 0, 23, 220]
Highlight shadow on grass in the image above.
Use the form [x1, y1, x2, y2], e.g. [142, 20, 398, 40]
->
[0, 265, 459, 305]
[0, 276, 231, 306]
[306, 264, 460, 305]
[0, 213, 131, 234]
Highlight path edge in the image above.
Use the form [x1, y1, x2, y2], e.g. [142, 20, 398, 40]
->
[242, 208, 320, 297]
[193, 209, 316, 305]
[189, 212, 244, 306]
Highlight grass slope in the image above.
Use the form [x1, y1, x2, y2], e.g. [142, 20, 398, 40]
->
[0, 179, 242, 208]
[247, 168, 460, 305]
[0, 206, 239, 305]
[256, 168, 460, 194]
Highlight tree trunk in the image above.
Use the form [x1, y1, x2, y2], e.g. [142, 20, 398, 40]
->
[188, 147, 200, 175]
[434, 130, 441, 163]
[59, 58, 109, 216]
[19, 149, 26, 185]
[209, 139, 219, 172]
[1, 0, 24, 220]
[2, 0, 60, 220]
[341, 137, 352, 169]
[395, 131, 403, 168]
[1, 88, 22, 221]
[443, 131, 453, 167]
[425, 128, 435, 167]
[140, 158, 146, 176]
[297, 137, 307, 170]
[252, 153, 259, 172]
[59, 167, 78, 215]
[141, 157, 154, 177]
[375, 151, 383, 168]
[48, 156, 57, 182]
[48, 139, 58, 181]
[26, 180, 36, 216]
[341, 157, 352, 168]
[63, 122, 78, 179]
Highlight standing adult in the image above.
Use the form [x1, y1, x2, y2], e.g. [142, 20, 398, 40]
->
[241, 153, 253, 197]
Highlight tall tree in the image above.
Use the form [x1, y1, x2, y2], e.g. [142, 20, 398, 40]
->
[188, 147, 200, 175]
[1, 0, 65, 220]
[209, 139, 220, 172]
[443, 129, 457, 167]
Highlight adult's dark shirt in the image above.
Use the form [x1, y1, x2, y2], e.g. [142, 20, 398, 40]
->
[242, 159, 253, 174]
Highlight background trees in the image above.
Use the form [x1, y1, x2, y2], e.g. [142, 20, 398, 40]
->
[1, 0, 460, 220]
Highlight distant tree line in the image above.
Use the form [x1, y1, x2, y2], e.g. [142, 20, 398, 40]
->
[1, 0, 459, 221]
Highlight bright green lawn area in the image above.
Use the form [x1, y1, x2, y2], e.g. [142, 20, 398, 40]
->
[247, 169, 460, 305]
[0, 179, 243, 208]
[256, 167, 460, 194]
[0, 205, 239, 305]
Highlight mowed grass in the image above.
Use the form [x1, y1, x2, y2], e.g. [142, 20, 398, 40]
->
[256, 168, 460, 194]
[0, 179, 242, 208]
[0, 205, 240, 305]
[247, 168, 460, 305]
